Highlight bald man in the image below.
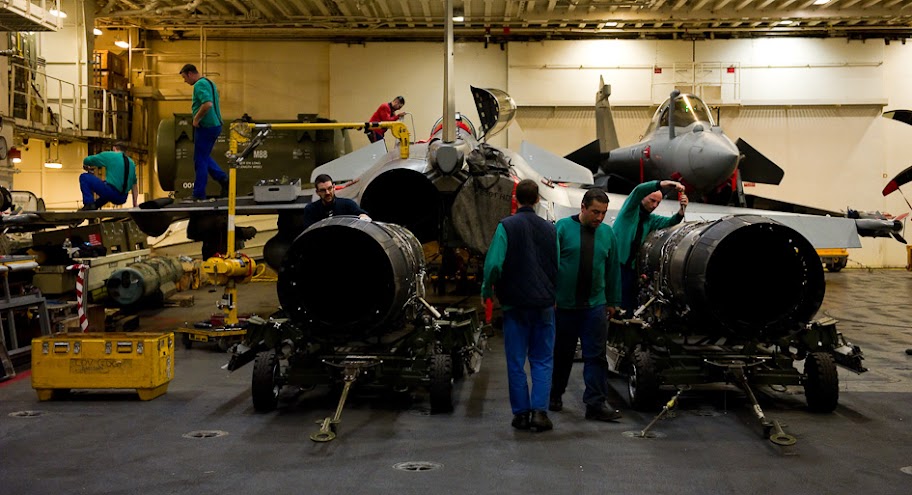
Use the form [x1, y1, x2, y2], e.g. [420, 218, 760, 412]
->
[612, 180, 688, 313]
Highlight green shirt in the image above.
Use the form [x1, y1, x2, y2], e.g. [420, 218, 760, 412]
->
[192, 77, 222, 128]
[481, 224, 508, 305]
[555, 216, 622, 309]
[612, 180, 683, 267]
[82, 151, 137, 193]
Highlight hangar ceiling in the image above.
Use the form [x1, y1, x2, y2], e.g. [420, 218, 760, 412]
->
[93, 0, 912, 42]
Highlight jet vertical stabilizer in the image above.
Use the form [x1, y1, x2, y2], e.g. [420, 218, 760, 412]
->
[595, 77, 621, 154]
[564, 77, 621, 174]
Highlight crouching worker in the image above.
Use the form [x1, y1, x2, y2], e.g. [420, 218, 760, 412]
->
[80, 143, 138, 210]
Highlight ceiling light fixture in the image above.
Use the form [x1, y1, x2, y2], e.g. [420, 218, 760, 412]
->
[604, 21, 618, 27]
[44, 141, 62, 169]
[452, 8, 464, 23]
[49, 9, 67, 18]
[93, 28, 103, 36]
[813, 0, 830, 4]
[779, 19, 794, 25]
[114, 40, 130, 49]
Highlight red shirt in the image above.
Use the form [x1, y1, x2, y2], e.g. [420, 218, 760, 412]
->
[369, 102, 397, 136]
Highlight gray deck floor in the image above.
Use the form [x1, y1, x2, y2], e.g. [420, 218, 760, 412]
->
[2, 269, 911, 494]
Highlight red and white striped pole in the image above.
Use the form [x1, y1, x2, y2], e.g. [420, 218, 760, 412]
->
[66, 264, 89, 333]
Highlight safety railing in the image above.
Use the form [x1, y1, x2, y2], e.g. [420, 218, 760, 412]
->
[7, 60, 136, 141]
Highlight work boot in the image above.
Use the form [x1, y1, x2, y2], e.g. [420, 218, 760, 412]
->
[511, 412, 530, 430]
[218, 179, 230, 198]
[548, 397, 563, 412]
[79, 203, 98, 211]
[585, 404, 622, 422]
[529, 410, 553, 432]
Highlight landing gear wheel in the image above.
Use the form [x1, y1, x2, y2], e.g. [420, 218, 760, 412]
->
[628, 345, 661, 411]
[429, 354, 454, 414]
[181, 333, 192, 349]
[450, 350, 465, 380]
[252, 350, 281, 412]
[217, 337, 230, 352]
[804, 352, 839, 412]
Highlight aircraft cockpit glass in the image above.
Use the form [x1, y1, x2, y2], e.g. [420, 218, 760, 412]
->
[652, 94, 715, 129]
[430, 112, 478, 139]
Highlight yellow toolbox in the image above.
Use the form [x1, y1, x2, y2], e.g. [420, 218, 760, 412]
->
[31, 332, 175, 401]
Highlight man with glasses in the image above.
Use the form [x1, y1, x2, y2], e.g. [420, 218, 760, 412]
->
[301, 174, 371, 230]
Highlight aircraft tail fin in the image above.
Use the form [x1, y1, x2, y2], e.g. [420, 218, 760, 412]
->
[736, 138, 785, 185]
[563, 77, 620, 173]
[595, 76, 621, 153]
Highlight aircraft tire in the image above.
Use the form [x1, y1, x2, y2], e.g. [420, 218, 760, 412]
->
[804, 352, 839, 413]
[429, 354, 454, 414]
[628, 345, 661, 411]
[252, 350, 280, 412]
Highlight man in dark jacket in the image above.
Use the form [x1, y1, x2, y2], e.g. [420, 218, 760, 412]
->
[482, 179, 558, 432]
[301, 174, 371, 230]
[613, 180, 688, 313]
[550, 188, 623, 421]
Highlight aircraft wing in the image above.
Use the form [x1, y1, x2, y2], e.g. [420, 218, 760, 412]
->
[520, 141, 594, 185]
[311, 140, 388, 183]
[593, 191, 862, 249]
[0, 194, 316, 235]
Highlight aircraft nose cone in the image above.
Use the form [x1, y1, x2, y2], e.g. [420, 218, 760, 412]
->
[689, 133, 740, 192]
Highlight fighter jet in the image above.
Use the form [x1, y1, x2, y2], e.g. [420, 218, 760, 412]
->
[565, 78, 902, 244]
[298, 85, 593, 257]
[566, 78, 784, 206]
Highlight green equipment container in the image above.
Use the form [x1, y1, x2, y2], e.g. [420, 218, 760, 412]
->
[156, 114, 352, 199]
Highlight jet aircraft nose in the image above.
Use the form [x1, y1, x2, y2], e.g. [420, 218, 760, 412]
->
[687, 131, 740, 194]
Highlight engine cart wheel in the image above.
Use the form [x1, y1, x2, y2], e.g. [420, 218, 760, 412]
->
[252, 350, 281, 412]
[804, 352, 839, 413]
[450, 349, 466, 380]
[825, 262, 843, 273]
[429, 354, 454, 414]
[628, 345, 661, 411]
[181, 333, 192, 349]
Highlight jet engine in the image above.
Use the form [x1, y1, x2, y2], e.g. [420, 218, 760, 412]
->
[277, 216, 426, 341]
[635, 215, 825, 340]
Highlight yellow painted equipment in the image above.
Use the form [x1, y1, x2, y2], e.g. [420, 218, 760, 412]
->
[176, 327, 247, 351]
[816, 248, 849, 272]
[31, 332, 175, 401]
[203, 254, 256, 286]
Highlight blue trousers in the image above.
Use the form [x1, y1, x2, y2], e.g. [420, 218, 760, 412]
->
[80, 173, 126, 207]
[193, 125, 228, 199]
[502, 307, 555, 415]
[552, 305, 611, 408]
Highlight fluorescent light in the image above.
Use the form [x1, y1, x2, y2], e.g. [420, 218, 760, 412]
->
[44, 162, 63, 169]
[114, 40, 130, 49]
[604, 21, 618, 27]
[452, 15, 465, 22]
[779, 19, 794, 25]
[49, 9, 67, 18]
[93, 28, 103, 36]
[813, 0, 829, 4]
